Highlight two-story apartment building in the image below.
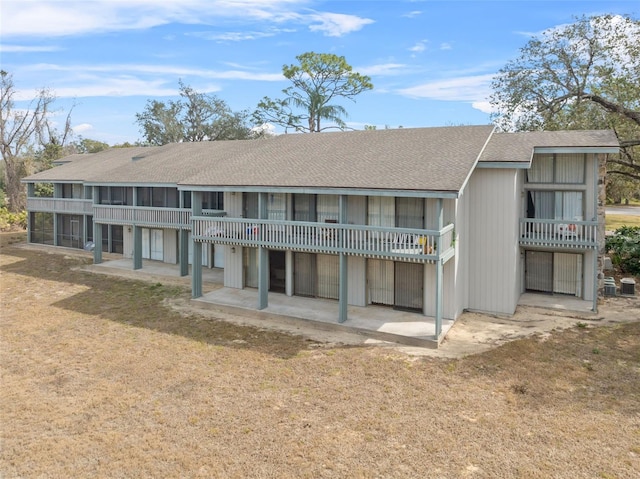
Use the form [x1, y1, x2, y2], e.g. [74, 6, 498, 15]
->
[23, 126, 618, 342]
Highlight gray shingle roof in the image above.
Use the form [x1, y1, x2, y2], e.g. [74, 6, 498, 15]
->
[24, 146, 160, 182]
[478, 130, 619, 164]
[22, 126, 619, 193]
[179, 125, 495, 192]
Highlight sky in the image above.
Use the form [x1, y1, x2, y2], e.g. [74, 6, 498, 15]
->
[1, 0, 638, 145]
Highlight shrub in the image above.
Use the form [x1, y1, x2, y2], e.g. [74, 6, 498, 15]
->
[0, 208, 27, 231]
[606, 226, 640, 275]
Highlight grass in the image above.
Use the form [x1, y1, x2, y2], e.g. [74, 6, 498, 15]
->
[606, 213, 640, 230]
[2, 233, 640, 478]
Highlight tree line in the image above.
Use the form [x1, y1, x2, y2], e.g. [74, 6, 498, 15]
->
[2, 15, 640, 213]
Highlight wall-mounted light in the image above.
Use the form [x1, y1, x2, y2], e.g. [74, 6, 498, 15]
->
[127, 226, 132, 233]
[231, 247, 236, 253]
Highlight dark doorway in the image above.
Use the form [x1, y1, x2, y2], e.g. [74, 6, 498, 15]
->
[269, 250, 286, 293]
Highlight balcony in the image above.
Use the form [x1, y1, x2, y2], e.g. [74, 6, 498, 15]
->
[26, 197, 93, 215]
[92, 205, 226, 229]
[519, 218, 598, 249]
[192, 217, 455, 263]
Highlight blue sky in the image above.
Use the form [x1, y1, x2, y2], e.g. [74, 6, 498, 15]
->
[1, 0, 637, 145]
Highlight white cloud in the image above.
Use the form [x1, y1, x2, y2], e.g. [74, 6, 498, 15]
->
[187, 27, 296, 42]
[23, 62, 284, 81]
[0, 44, 62, 52]
[72, 123, 94, 133]
[307, 12, 374, 37]
[409, 41, 427, 53]
[0, 1, 373, 39]
[357, 63, 408, 77]
[403, 11, 422, 18]
[397, 74, 495, 103]
[10, 60, 287, 100]
[23, 78, 180, 100]
[440, 42, 452, 50]
[471, 101, 496, 115]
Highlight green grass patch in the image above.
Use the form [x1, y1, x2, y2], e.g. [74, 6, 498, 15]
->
[606, 214, 640, 230]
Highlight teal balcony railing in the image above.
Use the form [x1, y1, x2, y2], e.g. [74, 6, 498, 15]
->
[26, 197, 93, 215]
[192, 216, 455, 263]
[519, 218, 598, 249]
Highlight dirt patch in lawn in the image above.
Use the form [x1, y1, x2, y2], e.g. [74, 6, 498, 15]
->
[2, 233, 639, 478]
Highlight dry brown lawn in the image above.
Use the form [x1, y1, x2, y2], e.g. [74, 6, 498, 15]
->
[1, 232, 639, 478]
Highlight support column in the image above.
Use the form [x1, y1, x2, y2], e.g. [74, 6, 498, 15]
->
[192, 241, 202, 298]
[133, 225, 142, 270]
[179, 229, 189, 277]
[53, 183, 62, 245]
[53, 213, 59, 246]
[93, 222, 103, 264]
[285, 194, 294, 297]
[82, 215, 89, 247]
[285, 250, 293, 296]
[191, 191, 203, 298]
[338, 195, 348, 323]
[435, 259, 443, 338]
[257, 192, 268, 310]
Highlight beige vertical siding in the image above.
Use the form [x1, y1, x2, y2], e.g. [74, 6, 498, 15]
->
[584, 154, 596, 220]
[224, 191, 243, 217]
[347, 195, 366, 225]
[123, 227, 133, 259]
[347, 256, 366, 306]
[423, 261, 455, 319]
[163, 229, 177, 264]
[467, 169, 521, 314]
[451, 190, 469, 318]
[224, 246, 244, 288]
[223, 192, 245, 288]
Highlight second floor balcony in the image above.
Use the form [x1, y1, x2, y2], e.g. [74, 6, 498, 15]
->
[192, 216, 455, 263]
[26, 197, 93, 215]
[519, 218, 598, 249]
[93, 205, 226, 229]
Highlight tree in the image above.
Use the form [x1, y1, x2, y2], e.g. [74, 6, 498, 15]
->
[489, 14, 640, 189]
[253, 52, 373, 133]
[135, 81, 252, 145]
[74, 138, 110, 154]
[1, 71, 73, 212]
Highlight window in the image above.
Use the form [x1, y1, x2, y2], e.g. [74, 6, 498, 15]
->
[100, 186, 133, 205]
[57, 214, 83, 249]
[396, 197, 424, 229]
[293, 194, 315, 222]
[527, 153, 585, 184]
[202, 192, 224, 210]
[527, 191, 584, 221]
[29, 212, 54, 245]
[266, 193, 286, 220]
[182, 191, 192, 209]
